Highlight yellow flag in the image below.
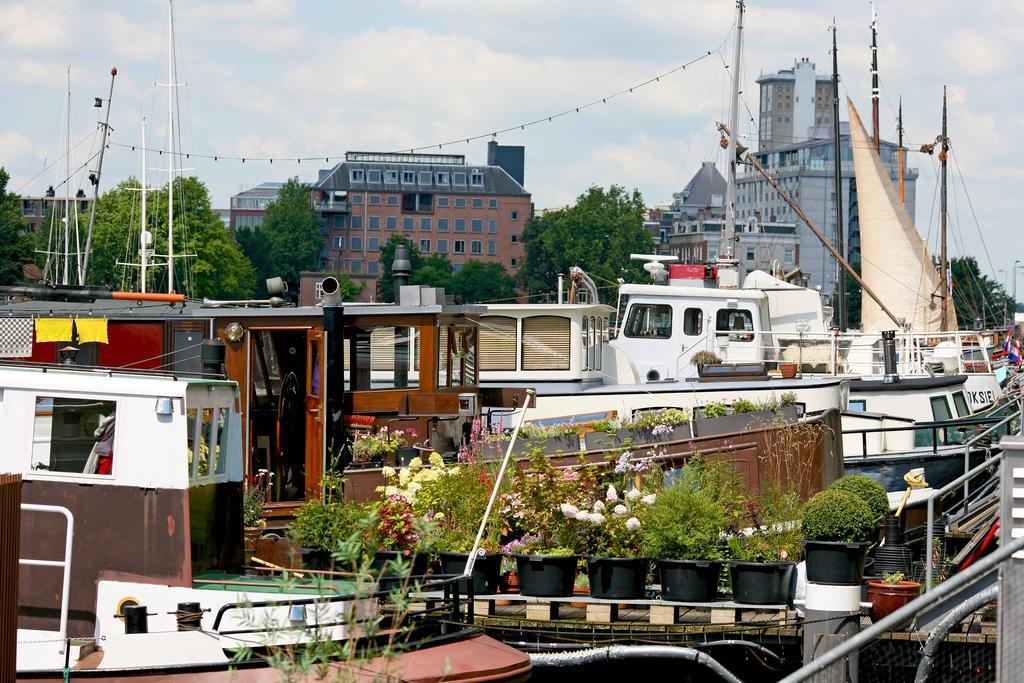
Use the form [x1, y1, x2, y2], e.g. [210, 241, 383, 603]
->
[35, 318, 74, 343]
[75, 318, 109, 344]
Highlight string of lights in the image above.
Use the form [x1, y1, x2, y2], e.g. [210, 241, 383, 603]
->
[106, 44, 727, 165]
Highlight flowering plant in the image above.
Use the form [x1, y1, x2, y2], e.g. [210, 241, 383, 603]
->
[726, 489, 804, 563]
[562, 484, 657, 558]
[242, 469, 272, 528]
[623, 408, 691, 432]
[351, 427, 416, 463]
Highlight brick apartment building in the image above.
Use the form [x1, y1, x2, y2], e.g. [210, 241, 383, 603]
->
[227, 181, 284, 232]
[302, 142, 532, 303]
[19, 187, 91, 234]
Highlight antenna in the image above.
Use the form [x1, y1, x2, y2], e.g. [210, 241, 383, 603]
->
[870, 2, 880, 152]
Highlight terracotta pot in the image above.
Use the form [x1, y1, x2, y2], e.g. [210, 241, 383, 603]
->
[779, 362, 798, 379]
[569, 585, 590, 608]
[866, 580, 921, 623]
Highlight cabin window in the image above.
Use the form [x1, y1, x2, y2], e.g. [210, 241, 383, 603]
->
[622, 304, 672, 339]
[582, 316, 589, 369]
[583, 315, 602, 371]
[188, 407, 225, 484]
[952, 391, 970, 418]
[438, 324, 477, 387]
[847, 399, 867, 412]
[348, 326, 422, 391]
[31, 396, 117, 476]
[929, 396, 953, 422]
[479, 316, 517, 371]
[683, 308, 704, 336]
[522, 316, 570, 370]
[715, 309, 754, 342]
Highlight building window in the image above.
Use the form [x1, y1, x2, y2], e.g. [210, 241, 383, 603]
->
[367, 170, 381, 183]
[470, 170, 484, 186]
[472, 198, 483, 209]
[420, 217, 431, 231]
[511, 234, 518, 243]
[418, 171, 432, 185]
[351, 215, 363, 230]
[510, 257, 518, 267]
[437, 197, 450, 208]
[454, 240, 466, 254]
[437, 239, 448, 253]
[351, 260, 363, 273]
[31, 396, 119, 476]
[369, 194, 381, 205]
[386, 194, 398, 205]
[511, 210, 519, 221]
[437, 218, 449, 232]
[436, 172, 449, 185]
[333, 215, 346, 229]
[350, 169, 365, 183]
[487, 219, 496, 234]
[368, 237, 380, 251]
[399, 170, 414, 184]
[351, 236, 363, 251]
[403, 217, 414, 231]
[488, 198, 498, 209]
[420, 239, 431, 253]
[471, 240, 482, 254]
[455, 218, 466, 232]
[386, 216, 397, 230]
[351, 194, 364, 204]
[368, 260, 379, 275]
[455, 197, 467, 208]
[471, 219, 483, 233]
[487, 240, 496, 255]
[333, 236, 345, 249]
[746, 247, 755, 261]
[453, 262, 464, 274]
[453, 172, 467, 186]
[368, 215, 380, 230]
[784, 246, 794, 264]
[384, 170, 399, 184]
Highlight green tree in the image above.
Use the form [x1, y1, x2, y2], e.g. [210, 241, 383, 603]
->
[237, 177, 324, 302]
[519, 185, 655, 303]
[0, 168, 38, 284]
[844, 261, 862, 330]
[451, 260, 516, 303]
[377, 235, 455, 301]
[950, 256, 1013, 329]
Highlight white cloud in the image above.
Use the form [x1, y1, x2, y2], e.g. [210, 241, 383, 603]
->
[0, 2, 71, 50]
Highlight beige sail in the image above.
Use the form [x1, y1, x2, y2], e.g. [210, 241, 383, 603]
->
[847, 99, 953, 332]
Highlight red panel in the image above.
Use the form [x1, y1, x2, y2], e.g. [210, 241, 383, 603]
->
[97, 322, 165, 369]
[27, 341, 56, 363]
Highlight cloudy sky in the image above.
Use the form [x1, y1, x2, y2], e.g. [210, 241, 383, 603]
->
[1, 0, 1020, 289]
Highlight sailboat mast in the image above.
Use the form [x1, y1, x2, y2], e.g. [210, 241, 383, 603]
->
[82, 67, 117, 284]
[898, 97, 905, 203]
[63, 67, 71, 287]
[722, 0, 744, 262]
[832, 22, 846, 331]
[141, 115, 149, 294]
[166, 0, 176, 295]
[940, 86, 949, 329]
[871, 3, 880, 152]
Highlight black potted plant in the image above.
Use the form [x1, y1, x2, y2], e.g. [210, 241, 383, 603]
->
[640, 463, 732, 602]
[694, 393, 800, 437]
[727, 490, 803, 605]
[615, 408, 692, 448]
[827, 475, 890, 537]
[485, 423, 581, 457]
[583, 418, 621, 452]
[801, 488, 876, 584]
[288, 472, 356, 570]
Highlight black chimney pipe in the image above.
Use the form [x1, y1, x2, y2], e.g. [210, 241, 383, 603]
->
[392, 242, 411, 388]
[200, 339, 226, 378]
[882, 330, 899, 383]
[323, 303, 346, 469]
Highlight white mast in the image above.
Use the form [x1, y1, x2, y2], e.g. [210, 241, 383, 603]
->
[717, 0, 744, 289]
[141, 115, 149, 293]
[63, 67, 71, 286]
[166, 0, 175, 294]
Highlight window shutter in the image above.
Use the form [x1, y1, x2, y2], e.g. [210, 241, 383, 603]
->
[479, 316, 518, 371]
[522, 316, 570, 370]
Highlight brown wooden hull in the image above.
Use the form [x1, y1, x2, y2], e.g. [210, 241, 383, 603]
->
[18, 634, 531, 682]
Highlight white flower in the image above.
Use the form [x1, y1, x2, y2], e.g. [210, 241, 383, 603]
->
[575, 510, 591, 521]
[625, 488, 642, 501]
[383, 485, 399, 497]
[589, 513, 606, 525]
[593, 500, 606, 512]
[560, 503, 580, 517]
[406, 481, 422, 494]
[606, 485, 619, 502]
[641, 494, 657, 505]
[613, 504, 628, 516]
[433, 512, 445, 521]
[625, 517, 641, 531]
[428, 452, 444, 467]
[381, 466, 397, 479]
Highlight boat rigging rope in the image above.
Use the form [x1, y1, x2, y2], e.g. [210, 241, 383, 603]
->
[529, 644, 743, 683]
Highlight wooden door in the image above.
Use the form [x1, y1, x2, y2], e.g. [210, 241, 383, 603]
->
[305, 329, 325, 498]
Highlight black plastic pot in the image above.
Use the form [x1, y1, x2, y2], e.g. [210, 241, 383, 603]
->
[803, 541, 871, 585]
[439, 552, 502, 595]
[658, 559, 722, 602]
[396, 446, 419, 466]
[299, 547, 332, 571]
[514, 554, 578, 597]
[729, 561, 796, 605]
[587, 557, 649, 600]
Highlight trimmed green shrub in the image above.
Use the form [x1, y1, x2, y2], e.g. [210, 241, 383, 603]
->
[801, 489, 875, 543]
[828, 475, 889, 522]
[628, 408, 691, 431]
[703, 402, 728, 419]
[732, 399, 757, 415]
[640, 482, 728, 561]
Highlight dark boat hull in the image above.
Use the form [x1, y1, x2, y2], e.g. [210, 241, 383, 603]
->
[843, 449, 989, 492]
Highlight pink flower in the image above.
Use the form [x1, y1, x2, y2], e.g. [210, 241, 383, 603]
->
[606, 485, 619, 502]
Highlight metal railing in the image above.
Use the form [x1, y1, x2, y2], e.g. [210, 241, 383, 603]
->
[19, 504, 74, 653]
[842, 412, 1013, 458]
[779, 533, 1024, 682]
